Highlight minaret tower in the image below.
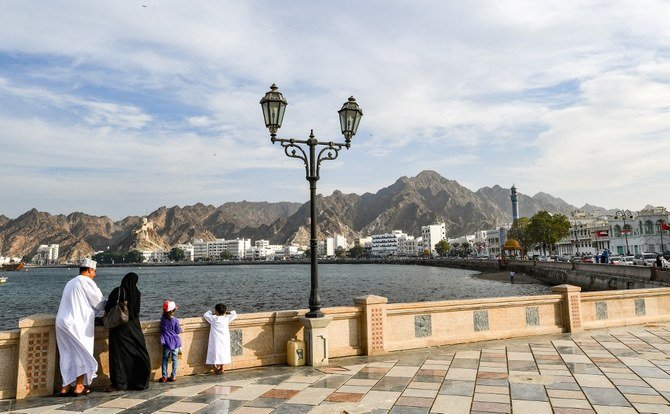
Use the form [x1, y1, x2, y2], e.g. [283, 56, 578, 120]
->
[510, 185, 519, 221]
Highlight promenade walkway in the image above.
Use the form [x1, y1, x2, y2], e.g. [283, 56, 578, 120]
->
[4, 323, 670, 413]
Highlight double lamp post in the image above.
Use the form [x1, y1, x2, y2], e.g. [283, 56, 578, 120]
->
[260, 84, 363, 319]
[615, 209, 633, 255]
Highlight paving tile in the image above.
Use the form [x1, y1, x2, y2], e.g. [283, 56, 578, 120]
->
[394, 396, 433, 408]
[357, 390, 401, 410]
[193, 399, 245, 414]
[573, 374, 614, 388]
[549, 398, 592, 409]
[244, 397, 285, 408]
[338, 385, 374, 394]
[180, 394, 223, 404]
[553, 406, 596, 413]
[158, 401, 209, 413]
[120, 396, 182, 414]
[386, 366, 420, 378]
[345, 378, 379, 387]
[624, 393, 669, 403]
[402, 381, 438, 391]
[224, 384, 275, 401]
[373, 376, 412, 392]
[286, 374, 322, 384]
[98, 398, 145, 409]
[474, 393, 509, 403]
[438, 380, 475, 396]
[591, 406, 638, 413]
[547, 389, 586, 399]
[617, 385, 661, 395]
[286, 387, 335, 405]
[231, 408, 274, 414]
[510, 383, 548, 401]
[511, 400, 552, 413]
[581, 387, 631, 407]
[388, 406, 429, 414]
[273, 382, 310, 391]
[475, 385, 509, 395]
[324, 392, 364, 402]
[259, 389, 299, 399]
[401, 388, 437, 398]
[430, 395, 472, 414]
[445, 368, 477, 381]
[646, 378, 670, 392]
[631, 402, 670, 413]
[450, 359, 479, 369]
[470, 401, 511, 413]
[267, 403, 313, 414]
[199, 385, 239, 395]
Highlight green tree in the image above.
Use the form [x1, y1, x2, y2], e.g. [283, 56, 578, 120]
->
[434, 240, 451, 257]
[93, 251, 124, 264]
[348, 245, 365, 259]
[507, 217, 532, 256]
[335, 246, 347, 258]
[220, 250, 233, 261]
[527, 211, 570, 255]
[168, 247, 185, 262]
[124, 249, 145, 263]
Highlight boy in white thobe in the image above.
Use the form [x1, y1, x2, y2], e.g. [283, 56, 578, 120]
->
[203, 304, 238, 374]
[55, 258, 105, 395]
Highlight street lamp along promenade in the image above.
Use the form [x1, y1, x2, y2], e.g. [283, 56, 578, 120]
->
[572, 221, 582, 255]
[260, 84, 363, 319]
[615, 209, 634, 256]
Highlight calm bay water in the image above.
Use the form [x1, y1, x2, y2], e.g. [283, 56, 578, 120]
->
[0, 264, 550, 331]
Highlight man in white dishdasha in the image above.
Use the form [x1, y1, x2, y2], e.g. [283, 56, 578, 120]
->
[55, 258, 106, 396]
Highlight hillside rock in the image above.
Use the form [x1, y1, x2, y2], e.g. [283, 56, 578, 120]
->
[0, 171, 593, 260]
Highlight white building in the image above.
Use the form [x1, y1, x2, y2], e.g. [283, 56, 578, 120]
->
[371, 230, 408, 257]
[609, 207, 669, 255]
[225, 239, 251, 259]
[192, 238, 251, 260]
[397, 234, 419, 256]
[142, 249, 169, 263]
[333, 235, 348, 250]
[421, 223, 446, 255]
[318, 238, 336, 257]
[32, 244, 59, 265]
[174, 243, 195, 261]
[485, 226, 509, 258]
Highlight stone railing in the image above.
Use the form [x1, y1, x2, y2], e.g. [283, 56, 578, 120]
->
[5, 285, 670, 399]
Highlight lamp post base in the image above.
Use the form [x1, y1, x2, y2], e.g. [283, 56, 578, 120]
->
[305, 310, 325, 318]
[299, 316, 333, 367]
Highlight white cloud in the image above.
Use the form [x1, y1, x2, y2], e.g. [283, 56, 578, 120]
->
[0, 0, 669, 217]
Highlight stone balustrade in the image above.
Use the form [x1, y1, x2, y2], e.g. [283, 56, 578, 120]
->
[4, 285, 670, 400]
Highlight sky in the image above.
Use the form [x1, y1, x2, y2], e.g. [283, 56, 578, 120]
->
[1, 1, 669, 220]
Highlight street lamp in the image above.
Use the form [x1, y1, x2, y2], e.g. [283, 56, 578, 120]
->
[260, 84, 363, 318]
[658, 221, 667, 253]
[572, 221, 582, 255]
[615, 209, 633, 255]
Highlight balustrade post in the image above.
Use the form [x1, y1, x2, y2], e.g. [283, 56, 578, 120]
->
[551, 285, 583, 333]
[16, 314, 58, 399]
[354, 295, 388, 355]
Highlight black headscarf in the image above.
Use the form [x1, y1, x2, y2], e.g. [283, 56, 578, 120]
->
[106, 272, 141, 320]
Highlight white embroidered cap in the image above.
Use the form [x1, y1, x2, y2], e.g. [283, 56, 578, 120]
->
[81, 258, 97, 269]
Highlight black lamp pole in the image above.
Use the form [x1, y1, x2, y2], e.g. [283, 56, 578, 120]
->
[573, 221, 582, 255]
[616, 210, 633, 255]
[260, 84, 363, 318]
[659, 222, 666, 253]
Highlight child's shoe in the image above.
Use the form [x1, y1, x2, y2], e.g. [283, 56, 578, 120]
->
[167, 376, 176, 382]
[158, 377, 167, 383]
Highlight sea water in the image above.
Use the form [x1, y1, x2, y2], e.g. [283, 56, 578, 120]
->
[0, 264, 550, 331]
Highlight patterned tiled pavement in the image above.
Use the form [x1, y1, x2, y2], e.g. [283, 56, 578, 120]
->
[6, 324, 670, 413]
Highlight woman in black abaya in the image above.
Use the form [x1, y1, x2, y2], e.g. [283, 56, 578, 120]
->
[104, 272, 151, 391]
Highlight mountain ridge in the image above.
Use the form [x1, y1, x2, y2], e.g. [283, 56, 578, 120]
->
[0, 171, 610, 262]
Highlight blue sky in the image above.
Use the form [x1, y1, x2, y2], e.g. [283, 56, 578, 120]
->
[1, 1, 669, 219]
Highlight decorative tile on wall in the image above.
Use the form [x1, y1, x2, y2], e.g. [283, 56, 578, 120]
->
[526, 306, 540, 327]
[473, 310, 489, 332]
[414, 315, 432, 337]
[595, 302, 608, 320]
[25, 332, 49, 392]
[231, 329, 243, 356]
[370, 308, 384, 351]
[635, 299, 646, 316]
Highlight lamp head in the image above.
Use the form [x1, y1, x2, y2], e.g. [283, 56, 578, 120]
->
[338, 96, 363, 145]
[260, 83, 287, 135]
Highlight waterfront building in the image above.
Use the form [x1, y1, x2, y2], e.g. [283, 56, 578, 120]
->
[397, 234, 419, 256]
[334, 235, 348, 250]
[472, 230, 488, 257]
[32, 244, 59, 265]
[193, 239, 209, 260]
[421, 223, 446, 255]
[485, 226, 509, 257]
[225, 238, 251, 259]
[609, 206, 669, 255]
[318, 238, 336, 257]
[174, 243, 195, 261]
[142, 249, 169, 262]
[371, 230, 408, 257]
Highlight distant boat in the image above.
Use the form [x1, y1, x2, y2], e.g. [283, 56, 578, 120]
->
[0, 276, 7, 283]
[1, 262, 25, 271]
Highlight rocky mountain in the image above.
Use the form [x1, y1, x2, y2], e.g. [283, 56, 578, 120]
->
[0, 171, 600, 262]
